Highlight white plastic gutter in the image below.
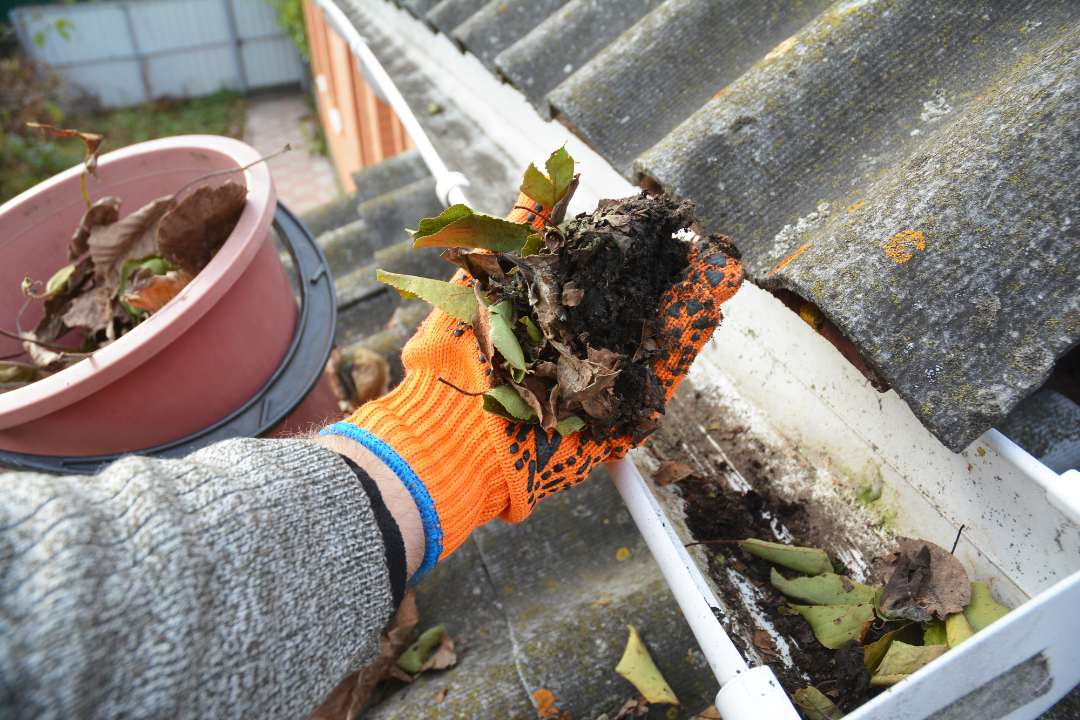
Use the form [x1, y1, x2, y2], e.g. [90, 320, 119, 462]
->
[982, 429, 1080, 527]
[607, 458, 801, 719]
[309, 0, 472, 208]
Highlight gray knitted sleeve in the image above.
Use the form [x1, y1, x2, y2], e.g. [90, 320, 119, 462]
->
[0, 437, 396, 720]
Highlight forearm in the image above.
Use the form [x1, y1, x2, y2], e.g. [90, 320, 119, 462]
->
[0, 438, 400, 720]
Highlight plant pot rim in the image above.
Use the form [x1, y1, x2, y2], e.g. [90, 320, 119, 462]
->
[0, 135, 276, 429]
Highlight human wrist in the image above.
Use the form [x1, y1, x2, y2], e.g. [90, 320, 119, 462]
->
[314, 431, 427, 581]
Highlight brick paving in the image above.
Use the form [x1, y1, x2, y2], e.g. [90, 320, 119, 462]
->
[245, 92, 340, 216]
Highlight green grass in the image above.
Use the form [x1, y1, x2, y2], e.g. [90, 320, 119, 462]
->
[2, 88, 246, 204]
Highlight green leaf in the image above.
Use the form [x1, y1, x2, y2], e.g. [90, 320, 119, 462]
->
[483, 385, 538, 423]
[869, 641, 948, 687]
[376, 270, 478, 322]
[790, 603, 876, 649]
[486, 303, 526, 372]
[945, 611, 974, 649]
[520, 233, 545, 257]
[863, 623, 919, 674]
[741, 539, 833, 576]
[520, 316, 543, 344]
[921, 619, 947, 646]
[396, 624, 445, 674]
[770, 568, 876, 606]
[792, 686, 844, 720]
[545, 145, 575, 203]
[54, 18, 72, 40]
[33, 31, 45, 48]
[1, 364, 38, 384]
[409, 204, 532, 253]
[555, 415, 585, 436]
[520, 163, 555, 209]
[963, 581, 1010, 632]
[615, 625, 679, 705]
[118, 255, 180, 317]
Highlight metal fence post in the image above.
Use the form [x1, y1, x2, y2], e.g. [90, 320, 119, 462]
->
[120, 2, 152, 103]
[222, 0, 249, 93]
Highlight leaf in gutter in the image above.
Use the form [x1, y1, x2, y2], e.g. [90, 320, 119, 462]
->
[554, 414, 585, 437]
[921, 619, 947, 646]
[945, 611, 974, 649]
[546, 145, 575, 204]
[409, 204, 532, 253]
[520, 163, 555, 208]
[741, 539, 833, 576]
[789, 603, 876, 649]
[520, 316, 543, 344]
[880, 537, 970, 622]
[869, 642, 947, 688]
[615, 625, 679, 705]
[654, 460, 695, 486]
[863, 622, 919, 674]
[770, 568, 876, 606]
[521, 233, 545, 257]
[377, 271, 478, 322]
[88, 195, 175, 280]
[396, 624, 445, 674]
[963, 582, 1009, 632]
[483, 385, 538, 423]
[792, 686, 845, 720]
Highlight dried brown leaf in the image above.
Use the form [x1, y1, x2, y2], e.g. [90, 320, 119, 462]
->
[62, 282, 116, 332]
[654, 460, 696, 486]
[350, 347, 390, 406]
[511, 379, 547, 428]
[69, 196, 120, 260]
[158, 180, 248, 275]
[753, 629, 777, 654]
[433, 688, 448, 704]
[580, 388, 618, 419]
[587, 347, 622, 370]
[613, 696, 650, 720]
[562, 287, 584, 307]
[880, 537, 971, 622]
[26, 122, 104, 177]
[420, 632, 457, 672]
[441, 248, 505, 284]
[88, 196, 175, 280]
[122, 270, 193, 313]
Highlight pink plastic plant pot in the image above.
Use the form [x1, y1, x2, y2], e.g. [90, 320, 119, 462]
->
[0, 135, 319, 456]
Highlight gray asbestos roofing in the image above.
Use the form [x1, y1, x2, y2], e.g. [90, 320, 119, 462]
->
[396, 0, 1080, 452]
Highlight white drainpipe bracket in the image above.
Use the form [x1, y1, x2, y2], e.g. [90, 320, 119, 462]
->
[435, 172, 471, 206]
[714, 666, 801, 720]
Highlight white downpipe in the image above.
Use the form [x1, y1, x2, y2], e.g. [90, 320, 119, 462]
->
[309, 0, 471, 207]
[606, 458, 800, 719]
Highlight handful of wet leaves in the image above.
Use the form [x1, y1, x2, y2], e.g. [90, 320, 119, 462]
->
[379, 147, 708, 443]
[694, 536, 1011, 719]
[0, 124, 274, 392]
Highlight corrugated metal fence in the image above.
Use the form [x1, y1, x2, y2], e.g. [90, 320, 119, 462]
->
[11, 0, 304, 108]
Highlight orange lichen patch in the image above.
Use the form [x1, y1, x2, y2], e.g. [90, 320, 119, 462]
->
[884, 230, 926, 263]
[714, 87, 728, 100]
[770, 241, 813, 278]
[848, 202, 865, 214]
[971, 95, 984, 104]
[534, 689, 569, 720]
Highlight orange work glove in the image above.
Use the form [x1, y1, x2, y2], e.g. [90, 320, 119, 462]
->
[321, 193, 742, 581]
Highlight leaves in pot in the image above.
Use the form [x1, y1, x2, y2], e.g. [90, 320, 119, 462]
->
[158, 180, 248, 275]
[377, 271, 478, 322]
[68, 196, 120, 260]
[741, 539, 833, 576]
[122, 269, 193, 313]
[409, 204, 532, 253]
[88, 195, 176, 280]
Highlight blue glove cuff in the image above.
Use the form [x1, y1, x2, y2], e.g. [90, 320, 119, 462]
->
[320, 422, 443, 582]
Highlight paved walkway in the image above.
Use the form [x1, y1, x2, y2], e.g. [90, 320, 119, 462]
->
[245, 92, 340, 216]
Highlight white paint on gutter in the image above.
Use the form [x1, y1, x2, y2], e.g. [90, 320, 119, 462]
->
[726, 568, 804, 675]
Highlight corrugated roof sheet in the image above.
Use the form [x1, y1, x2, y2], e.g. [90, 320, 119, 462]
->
[378, 0, 1080, 452]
